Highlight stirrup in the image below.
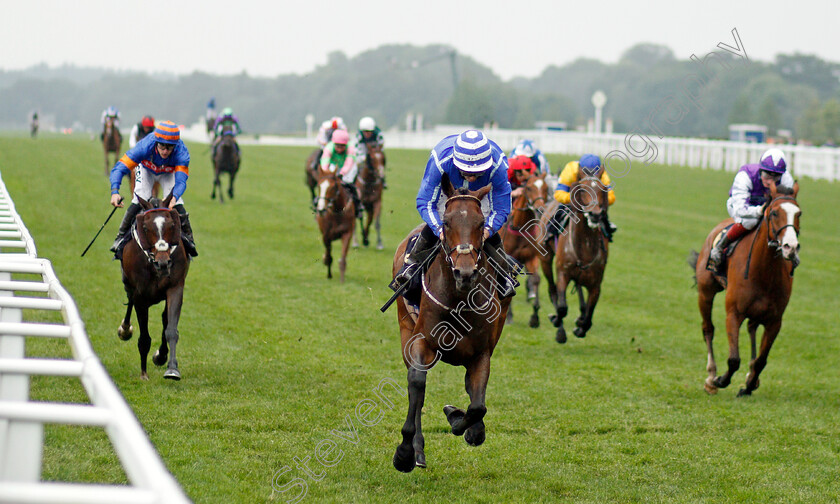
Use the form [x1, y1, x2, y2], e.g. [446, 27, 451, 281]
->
[393, 262, 419, 286]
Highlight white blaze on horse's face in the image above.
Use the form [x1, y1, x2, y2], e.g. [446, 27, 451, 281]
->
[534, 179, 544, 190]
[153, 216, 170, 252]
[317, 180, 330, 211]
[779, 202, 801, 260]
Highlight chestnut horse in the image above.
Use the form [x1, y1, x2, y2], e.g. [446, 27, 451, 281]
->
[212, 125, 240, 202]
[356, 143, 385, 250]
[690, 182, 801, 396]
[540, 167, 610, 343]
[103, 116, 122, 175]
[116, 194, 190, 380]
[315, 167, 356, 282]
[391, 177, 512, 472]
[501, 173, 549, 327]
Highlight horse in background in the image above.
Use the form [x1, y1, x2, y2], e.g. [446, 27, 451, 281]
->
[501, 173, 549, 327]
[305, 148, 322, 202]
[690, 182, 801, 396]
[205, 112, 217, 139]
[315, 166, 356, 282]
[103, 115, 122, 175]
[391, 176, 511, 473]
[212, 124, 240, 202]
[356, 143, 385, 250]
[540, 167, 610, 343]
[117, 194, 190, 381]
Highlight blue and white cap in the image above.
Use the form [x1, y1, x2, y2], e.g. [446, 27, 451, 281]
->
[760, 148, 787, 174]
[513, 139, 536, 158]
[453, 130, 493, 173]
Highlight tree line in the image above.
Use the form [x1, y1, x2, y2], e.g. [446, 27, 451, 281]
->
[1, 44, 838, 144]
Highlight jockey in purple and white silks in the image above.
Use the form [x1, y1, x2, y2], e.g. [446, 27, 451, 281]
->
[108, 121, 198, 258]
[707, 148, 794, 270]
[393, 129, 518, 298]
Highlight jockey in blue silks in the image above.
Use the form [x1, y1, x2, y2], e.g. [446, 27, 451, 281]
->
[393, 129, 517, 298]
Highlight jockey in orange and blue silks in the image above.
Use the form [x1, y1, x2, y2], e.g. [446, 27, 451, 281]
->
[707, 148, 794, 270]
[544, 154, 617, 245]
[392, 129, 519, 298]
[108, 121, 197, 258]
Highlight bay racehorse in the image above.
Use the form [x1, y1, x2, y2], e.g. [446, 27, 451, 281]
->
[315, 167, 356, 282]
[540, 167, 610, 343]
[304, 148, 322, 202]
[501, 173, 549, 327]
[205, 112, 217, 138]
[355, 143, 385, 250]
[117, 194, 190, 380]
[212, 125, 240, 202]
[103, 116, 122, 175]
[391, 176, 512, 472]
[690, 181, 801, 396]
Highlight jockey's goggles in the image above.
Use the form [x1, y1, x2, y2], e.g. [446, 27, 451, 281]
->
[156, 142, 176, 151]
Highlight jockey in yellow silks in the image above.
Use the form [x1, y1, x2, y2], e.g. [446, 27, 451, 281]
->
[544, 154, 617, 246]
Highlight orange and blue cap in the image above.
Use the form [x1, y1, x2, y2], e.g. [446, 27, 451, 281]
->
[154, 120, 180, 145]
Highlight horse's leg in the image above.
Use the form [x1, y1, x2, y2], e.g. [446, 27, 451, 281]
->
[361, 203, 372, 247]
[698, 287, 719, 394]
[118, 300, 134, 341]
[152, 304, 169, 367]
[740, 319, 781, 396]
[574, 284, 601, 338]
[393, 339, 434, 473]
[374, 200, 383, 250]
[526, 257, 541, 328]
[323, 238, 333, 279]
[541, 253, 558, 321]
[338, 228, 353, 283]
[228, 163, 238, 199]
[553, 273, 570, 343]
[444, 353, 490, 442]
[135, 304, 151, 381]
[211, 166, 217, 199]
[713, 309, 744, 389]
[412, 398, 426, 469]
[162, 286, 185, 380]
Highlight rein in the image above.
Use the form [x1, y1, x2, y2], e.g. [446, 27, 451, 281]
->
[742, 195, 799, 280]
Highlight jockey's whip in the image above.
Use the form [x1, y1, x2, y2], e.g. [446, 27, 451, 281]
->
[81, 197, 122, 257]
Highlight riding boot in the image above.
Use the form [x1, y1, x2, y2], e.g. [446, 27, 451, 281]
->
[484, 234, 520, 299]
[601, 212, 618, 242]
[174, 204, 198, 257]
[111, 203, 142, 258]
[543, 206, 569, 250]
[344, 183, 362, 219]
[392, 227, 439, 287]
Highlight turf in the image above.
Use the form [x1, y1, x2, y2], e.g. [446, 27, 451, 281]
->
[1, 132, 839, 503]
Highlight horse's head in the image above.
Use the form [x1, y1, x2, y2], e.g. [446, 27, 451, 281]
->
[765, 181, 801, 264]
[441, 174, 491, 293]
[514, 173, 549, 219]
[570, 166, 609, 229]
[135, 194, 182, 275]
[315, 167, 341, 213]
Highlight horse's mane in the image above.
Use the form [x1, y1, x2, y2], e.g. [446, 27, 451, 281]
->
[454, 188, 471, 196]
[776, 185, 794, 196]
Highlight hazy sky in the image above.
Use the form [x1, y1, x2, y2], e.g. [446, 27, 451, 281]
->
[3, 0, 838, 81]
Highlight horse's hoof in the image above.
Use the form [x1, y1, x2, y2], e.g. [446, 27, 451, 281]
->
[415, 451, 427, 468]
[393, 445, 416, 473]
[464, 420, 486, 447]
[548, 314, 559, 327]
[362, 238, 370, 247]
[152, 350, 167, 367]
[443, 405, 466, 435]
[140, 372, 149, 381]
[745, 373, 760, 390]
[712, 376, 729, 389]
[556, 329, 567, 344]
[736, 387, 752, 397]
[164, 369, 181, 380]
[573, 326, 587, 338]
[703, 378, 718, 395]
[528, 314, 540, 328]
[505, 315, 513, 325]
[118, 325, 133, 341]
[376, 243, 384, 251]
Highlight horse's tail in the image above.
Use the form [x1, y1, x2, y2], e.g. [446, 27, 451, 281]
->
[687, 250, 700, 287]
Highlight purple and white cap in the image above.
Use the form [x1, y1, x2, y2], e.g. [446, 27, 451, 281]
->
[453, 130, 494, 173]
[760, 148, 787, 174]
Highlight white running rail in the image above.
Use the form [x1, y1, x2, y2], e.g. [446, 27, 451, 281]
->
[0, 172, 190, 503]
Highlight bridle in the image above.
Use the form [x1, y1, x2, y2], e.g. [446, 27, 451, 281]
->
[440, 194, 484, 271]
[765, 195, 800, 249]
[132, 210, 179, 274]
[316, 174, 351, 215]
